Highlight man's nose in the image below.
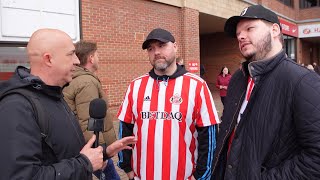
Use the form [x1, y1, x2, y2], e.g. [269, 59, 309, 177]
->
[237, 31, 246, 41]
[153, 47, 161, 55]
[74, 55, 80, 65]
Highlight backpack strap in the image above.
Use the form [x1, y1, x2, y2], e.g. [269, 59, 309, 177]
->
[0, 88, 48, 138]
[0, 88, 58, 163]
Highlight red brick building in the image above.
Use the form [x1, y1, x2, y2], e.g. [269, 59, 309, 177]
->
[1, 0, 320, 115]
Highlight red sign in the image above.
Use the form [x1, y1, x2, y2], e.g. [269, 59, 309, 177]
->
[279, 19, 298, 37]
[0, 72, 14, 80]
[188, 61, 199, 73]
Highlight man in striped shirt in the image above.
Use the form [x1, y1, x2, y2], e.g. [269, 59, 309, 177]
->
[117, 28, 220, 180]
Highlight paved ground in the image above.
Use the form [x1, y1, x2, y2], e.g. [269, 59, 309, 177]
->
[94, 90, 223, 180]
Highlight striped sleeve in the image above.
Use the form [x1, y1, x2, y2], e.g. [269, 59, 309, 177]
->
[196, 81, 220, 127]
[117, 82, 134, 124]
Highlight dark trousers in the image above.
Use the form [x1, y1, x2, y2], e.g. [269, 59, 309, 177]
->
[94, 158, 120, 180]
[221, 96, 226, 106]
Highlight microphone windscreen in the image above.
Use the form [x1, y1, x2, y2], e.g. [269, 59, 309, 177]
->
[89, 98, 107, 119]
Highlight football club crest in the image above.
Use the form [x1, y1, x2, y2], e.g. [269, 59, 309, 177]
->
[170, 93, 183, 105]
[240, 7, 248, 16]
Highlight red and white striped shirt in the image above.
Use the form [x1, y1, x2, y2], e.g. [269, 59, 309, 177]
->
[118, 72, 220, 180]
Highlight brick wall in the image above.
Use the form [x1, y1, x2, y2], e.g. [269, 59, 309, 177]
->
[299, 7, 320, 20]
[200, 32, 242, 92]
[81, 0, 199, 113]
[260, 0, 320, 21]
[261, 0, 298, 20]
[181, 7, 200, 72]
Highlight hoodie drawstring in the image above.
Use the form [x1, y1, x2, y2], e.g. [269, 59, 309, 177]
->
[156, 76, 169, 90]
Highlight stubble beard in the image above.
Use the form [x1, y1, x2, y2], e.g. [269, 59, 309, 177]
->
[153, 57, 174, 72]
[243, 32, 272, 62]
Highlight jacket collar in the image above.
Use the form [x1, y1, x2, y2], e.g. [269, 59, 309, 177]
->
[15, 66, 63, 100]
[149, 64, 188, 80]
[73, 66, 100, 81]
[242, 50, 286, 85]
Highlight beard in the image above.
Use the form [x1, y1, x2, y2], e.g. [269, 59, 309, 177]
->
[153, 56, 175, 72]
[243, 32, 272, 62]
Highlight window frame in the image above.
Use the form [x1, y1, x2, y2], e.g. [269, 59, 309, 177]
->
[300, 0, 320, 8]
[277, 0, 294, 7]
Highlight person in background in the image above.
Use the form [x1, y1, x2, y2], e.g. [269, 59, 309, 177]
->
[63, 41, 120, 179]
[176, 56, 184, 67]
[200, 64, 206, 78]
[212, 5, 320, 179]
[313, 62, 320, 75]
[306, 64, 314, 71]
[0, 28, 137, 179]
[216, 66, 232, 106]
[117, 28, 220, 180]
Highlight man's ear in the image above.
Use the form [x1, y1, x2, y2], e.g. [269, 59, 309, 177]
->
[43, 53, 52, 67]
[89, 54, 94, 64]
[173, 42, 178, 53]
[271, 23, 281, 38]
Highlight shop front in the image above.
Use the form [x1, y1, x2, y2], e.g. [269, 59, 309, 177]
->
[298, 23, 320, 65]
[279, 18, 299, 62]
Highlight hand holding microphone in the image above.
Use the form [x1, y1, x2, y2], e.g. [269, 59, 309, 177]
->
[80, 98, 106, 172]
[80, 134, 104, 171]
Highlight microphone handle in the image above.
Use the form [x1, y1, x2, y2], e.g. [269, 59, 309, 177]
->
[94, 131, 99, 148]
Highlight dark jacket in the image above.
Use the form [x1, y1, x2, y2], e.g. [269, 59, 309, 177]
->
[0, 66, 93, 180]
[212, 51, 320, 180]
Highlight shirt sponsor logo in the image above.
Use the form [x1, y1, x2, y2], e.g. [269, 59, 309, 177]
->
[141, 111, 183, 122]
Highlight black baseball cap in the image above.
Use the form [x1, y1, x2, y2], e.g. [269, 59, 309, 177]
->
[142, 28, 175, 50]
[224, 5, 281, 38]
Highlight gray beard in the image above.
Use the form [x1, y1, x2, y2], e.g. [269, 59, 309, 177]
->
[154, 59, 174, 72]
[154, 63, 168, 72]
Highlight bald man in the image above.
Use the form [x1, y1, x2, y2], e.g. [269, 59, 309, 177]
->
[0, 29, 136, 179]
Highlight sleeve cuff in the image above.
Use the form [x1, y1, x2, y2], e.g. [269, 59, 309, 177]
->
[101, 143, 111, 161]
[78, 154, 93, 173]
[123, 166, 133, 173]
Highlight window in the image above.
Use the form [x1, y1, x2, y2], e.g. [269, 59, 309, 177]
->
[278, 0, 294, 7]
[0, 0, 80, 42]
[300, 0, 320, 8]
[0, 45, 28, 81]
[283, 35, 296, 62]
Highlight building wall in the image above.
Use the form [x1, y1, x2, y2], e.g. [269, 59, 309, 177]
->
[154, 0, 251, 19]
[154, 0, 320, 22]
[260, 0, 298, 20]
[299, 7, 320, 21]
[200, 33, 242, 92]
[181, 7, 200, 70]
[81, 0, 199, 113]
[300, 39, 310, 65]
[80, 0, 319, 114]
